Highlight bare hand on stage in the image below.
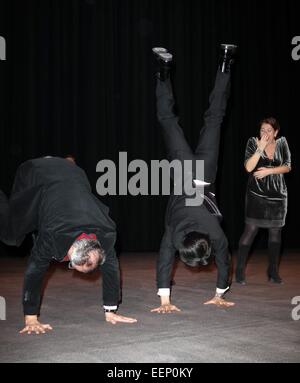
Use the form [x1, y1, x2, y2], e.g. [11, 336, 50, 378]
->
[105, 312, 137, 325]
[151, 304, 181, 314]
[20, 315, 53, 335]
[204, 296, 235, 307]
[151, 295, 181, 314]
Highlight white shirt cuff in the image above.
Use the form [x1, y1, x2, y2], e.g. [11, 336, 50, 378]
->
[157, 288, 170, 297]
[103, 305, 118, 310]
[193, 179, 211, 186]
[216, 287, 229, 295]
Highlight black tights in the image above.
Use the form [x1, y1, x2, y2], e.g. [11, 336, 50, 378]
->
[236, 224, 282, 279]
[239, 224, 282, 248]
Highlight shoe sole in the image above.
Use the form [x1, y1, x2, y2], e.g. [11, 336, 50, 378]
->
[159, 53, 172, 62]
[152, 47, 167, 54]
[152, 48, 173, 63]
[221, 44, 237, 50]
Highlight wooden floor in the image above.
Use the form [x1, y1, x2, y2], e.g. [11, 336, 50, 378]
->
[0, 251, 299, 363]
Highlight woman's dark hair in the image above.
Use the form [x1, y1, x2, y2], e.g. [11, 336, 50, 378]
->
[259, 117, 280, 133]
[178, 231, 212, 267]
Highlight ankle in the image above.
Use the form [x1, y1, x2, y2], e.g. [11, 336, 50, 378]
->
[219, 43, 237, 73]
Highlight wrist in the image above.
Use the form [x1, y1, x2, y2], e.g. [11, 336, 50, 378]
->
[25, 314, 38, 324]
[161, 296, 171, 305]
[256, 147, 264, 156]
[215, 292, 224, 299]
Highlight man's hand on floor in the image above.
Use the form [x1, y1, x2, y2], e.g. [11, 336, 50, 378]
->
[105, 312, 137, 325]
[151, 304, 181, 314]
[20, 315, 53, 334]
[204, 296, 235, 307]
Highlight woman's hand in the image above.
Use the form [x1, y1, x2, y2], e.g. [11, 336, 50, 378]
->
[256, 134, 269, 151]
[253, 167, 272, 179]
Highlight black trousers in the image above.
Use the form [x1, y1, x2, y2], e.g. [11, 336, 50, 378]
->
[156, 69, 231, 183]
[156, 70, 232, 290]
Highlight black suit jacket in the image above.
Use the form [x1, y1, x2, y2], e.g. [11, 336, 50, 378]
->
[5, 157, 120, 315]
[158, 192, 229, 290]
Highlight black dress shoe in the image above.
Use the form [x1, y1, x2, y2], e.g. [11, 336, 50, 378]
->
[152, 47, 173, 81]
[152, 47, 168, 58]
[219, 43, 237, 73]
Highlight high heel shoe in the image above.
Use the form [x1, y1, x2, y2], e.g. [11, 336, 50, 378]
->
[235, 246, 249, 285]
[268, 274, 283, 284]
[235, 269, 246, 285]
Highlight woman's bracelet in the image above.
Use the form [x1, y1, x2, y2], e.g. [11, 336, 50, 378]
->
[256, 147, 264, 156]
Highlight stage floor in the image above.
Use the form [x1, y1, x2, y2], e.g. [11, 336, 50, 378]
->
[0, 251, 299, 363]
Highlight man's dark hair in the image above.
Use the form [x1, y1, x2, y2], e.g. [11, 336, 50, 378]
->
[178, 231, 212, 267]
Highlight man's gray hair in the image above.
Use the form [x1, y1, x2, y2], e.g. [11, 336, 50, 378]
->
[70, 238, 105, 269]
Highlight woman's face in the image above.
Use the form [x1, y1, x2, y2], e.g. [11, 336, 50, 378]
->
[260, 123, 278, 142]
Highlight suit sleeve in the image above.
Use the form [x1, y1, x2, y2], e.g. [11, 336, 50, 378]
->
[212, 234, 230, 290]
[0, 190, 16, 246]
[157, 226, 176, 289]
[100, 247, 120, 307]
[281, 137, 291, 168]
[244, 137, 257, 165]
[22, 233, 52, 315]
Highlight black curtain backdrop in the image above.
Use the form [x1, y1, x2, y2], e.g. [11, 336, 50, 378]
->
[0, 0, 299, 255]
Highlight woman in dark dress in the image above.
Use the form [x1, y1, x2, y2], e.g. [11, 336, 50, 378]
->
[235, 117, 291, 284]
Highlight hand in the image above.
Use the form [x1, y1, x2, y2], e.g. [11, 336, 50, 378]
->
[204, 296, 235, 307]
[105, 312, 137, 325]
[256, 135, 269, 151]
[20, 315, 53, 335]
[253, 167, 272, 179]
[151, 304, 181, 314]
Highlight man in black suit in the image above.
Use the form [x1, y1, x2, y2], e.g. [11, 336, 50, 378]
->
[0, 156, 137, 334]
[151, 45, 237, 313]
